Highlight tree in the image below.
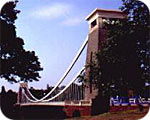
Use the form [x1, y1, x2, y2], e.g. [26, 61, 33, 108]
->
[90, 0, 150, 97]
[120, 0, 150, 86]
[0, 1, 43, 83]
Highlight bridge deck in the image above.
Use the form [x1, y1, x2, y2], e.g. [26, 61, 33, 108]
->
[19, 100, 92, 107]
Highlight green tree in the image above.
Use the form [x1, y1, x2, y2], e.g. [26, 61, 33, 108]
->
[0, 1, 43, 83]
[91, 0, 149, 97]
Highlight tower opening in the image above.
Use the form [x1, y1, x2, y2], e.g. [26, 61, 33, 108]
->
[91, 19, 97, 28]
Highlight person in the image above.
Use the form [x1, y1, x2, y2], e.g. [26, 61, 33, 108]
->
[138, 96, 144, 112]
[110, 97, 114, 106]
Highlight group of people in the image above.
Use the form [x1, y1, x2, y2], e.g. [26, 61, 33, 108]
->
[110, 96, 149, 106]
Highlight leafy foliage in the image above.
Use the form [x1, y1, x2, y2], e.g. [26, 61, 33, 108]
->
[0, 1, 43, 83]
[90, 0, 150, 96]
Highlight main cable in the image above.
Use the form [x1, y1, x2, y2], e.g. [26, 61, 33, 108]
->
[20, 35, 88, 102]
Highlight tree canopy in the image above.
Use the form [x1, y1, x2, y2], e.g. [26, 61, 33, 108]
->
[0, 1, 43, 83]
[90, 0, 150, 97]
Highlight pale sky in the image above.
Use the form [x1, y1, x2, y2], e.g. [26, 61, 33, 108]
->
[0, 0, 123, 91]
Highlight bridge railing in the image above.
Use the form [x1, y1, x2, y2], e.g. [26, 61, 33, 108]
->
[19, 67, 86, 104]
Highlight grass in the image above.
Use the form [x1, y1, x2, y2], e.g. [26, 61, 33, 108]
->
[67, 108, 149, 120]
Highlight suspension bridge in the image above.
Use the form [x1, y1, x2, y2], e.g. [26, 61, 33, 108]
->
[16, 9, 136, 118]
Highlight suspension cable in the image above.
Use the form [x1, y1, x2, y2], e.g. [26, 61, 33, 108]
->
[23, 67, 85, 103]
[21, 35, 88, 102]
[43, 67, 85, 102]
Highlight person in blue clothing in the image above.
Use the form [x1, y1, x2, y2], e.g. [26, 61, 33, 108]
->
[136, 96, 144, 112]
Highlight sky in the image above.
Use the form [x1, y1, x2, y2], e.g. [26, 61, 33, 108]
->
[0, 0, 123, 91]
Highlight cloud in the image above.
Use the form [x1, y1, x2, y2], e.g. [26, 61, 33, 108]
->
[62, 17, 83, 26]
[30, 2, 85, 26]
[31, 3, 72, 19]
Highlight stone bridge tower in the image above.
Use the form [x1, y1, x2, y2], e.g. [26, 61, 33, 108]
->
[85, 9, 126, 101]
[17, 82, 28, 104]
